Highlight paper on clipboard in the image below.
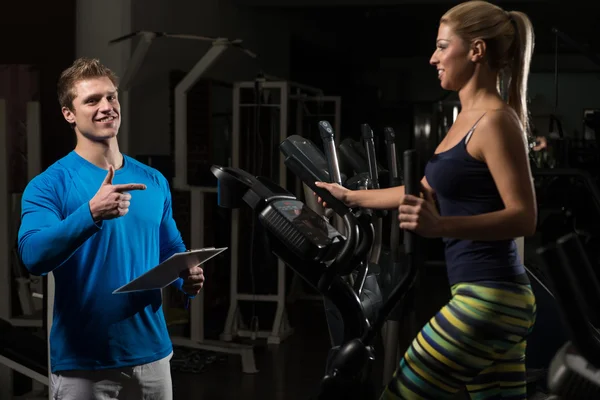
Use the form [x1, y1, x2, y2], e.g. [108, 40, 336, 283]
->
[113, 247, 228, 294]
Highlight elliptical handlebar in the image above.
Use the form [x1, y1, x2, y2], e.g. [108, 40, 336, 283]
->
[280, 138, 350, 218]
[403, 150, 419, 256]
[319, 120, 344, 186]
[318, 121, 376, 280]
[383, 126, 401, 265]
[361, 123, 380, 190]
[383, 127, 402, 186]
[361, 149, 420, 345]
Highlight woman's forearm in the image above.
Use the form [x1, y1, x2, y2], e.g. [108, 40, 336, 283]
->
[346, 185, 405, 210]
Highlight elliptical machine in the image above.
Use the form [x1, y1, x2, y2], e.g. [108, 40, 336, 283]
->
[306, 122, 392, 357]
[211, 122, 421, 399]
[306, 121, 414, 386]
[537, 232, 600, 399]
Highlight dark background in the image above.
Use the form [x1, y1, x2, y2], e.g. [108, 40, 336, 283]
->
[2, 0, 599, 398]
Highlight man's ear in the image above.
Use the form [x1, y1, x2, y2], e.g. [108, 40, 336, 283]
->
[470, 39, 486, 63]
[62, 106, 76, 124]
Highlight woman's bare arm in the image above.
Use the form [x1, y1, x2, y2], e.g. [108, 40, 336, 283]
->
[316, 177, 432, 210]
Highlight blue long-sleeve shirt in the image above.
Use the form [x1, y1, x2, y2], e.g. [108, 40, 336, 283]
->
[18, 151, 187, 372]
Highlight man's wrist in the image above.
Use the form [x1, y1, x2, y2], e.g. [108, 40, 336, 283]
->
[88, 200, 101, 223]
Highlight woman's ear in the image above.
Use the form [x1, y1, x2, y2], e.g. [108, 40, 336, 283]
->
[470, 39, 487, 63]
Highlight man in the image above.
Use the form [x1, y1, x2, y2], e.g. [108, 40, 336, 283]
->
[17, 57, 203, 399]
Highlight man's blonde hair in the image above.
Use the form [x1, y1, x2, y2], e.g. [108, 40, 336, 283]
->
[57, 58, 119, 110]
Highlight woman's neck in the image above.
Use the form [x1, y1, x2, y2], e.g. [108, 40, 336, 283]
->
[458, 65, 502, 111]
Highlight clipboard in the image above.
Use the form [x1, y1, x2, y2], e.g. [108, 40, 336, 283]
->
[113, 247, 228, 294]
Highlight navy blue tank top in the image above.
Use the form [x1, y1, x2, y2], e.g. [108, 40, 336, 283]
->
[424, 115, 526, 286]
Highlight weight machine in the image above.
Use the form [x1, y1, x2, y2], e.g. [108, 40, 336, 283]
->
[0, 97, 50, 399]
[219, 80, 341, 345]
[113, 31, 341, 372]
[112, 31, 262, 373]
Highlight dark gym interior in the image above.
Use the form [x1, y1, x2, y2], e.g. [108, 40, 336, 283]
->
[2, 0, 600, 399]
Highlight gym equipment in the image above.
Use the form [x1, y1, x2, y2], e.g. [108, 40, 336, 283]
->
[533, 167, 600, 250]
[170, 346, 228, 374]
[219, 82, 340, 345]
[380, 126, 408, 384]
[112, 30, 260, 373]
[211, 122, 420, 399]
[317, 121, 356, 348]
[336, 127, 389, 190]
[0, 98, 42, 327]
[319, 123, 407, 385]
[313, 122, 412, 387]
[0, 96, 50, 399]
[290, 133, 419, 399]
[109, 32, 256, 156]
[113, 30, 341, 369]
[0, 308, 48, 386]
[315, 121, 387, 350]
[537, 232, 600, 399]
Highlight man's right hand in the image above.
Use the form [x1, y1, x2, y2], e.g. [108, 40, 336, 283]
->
[314, 181, 351, 208]
[89, 166, 146, 222]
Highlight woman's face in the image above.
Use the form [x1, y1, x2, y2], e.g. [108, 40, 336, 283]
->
[430, 22, 475, 91]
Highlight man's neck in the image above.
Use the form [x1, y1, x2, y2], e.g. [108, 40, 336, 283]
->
[75, 138, 123, 170]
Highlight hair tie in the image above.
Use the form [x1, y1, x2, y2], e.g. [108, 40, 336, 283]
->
[506, 11, 517, 30]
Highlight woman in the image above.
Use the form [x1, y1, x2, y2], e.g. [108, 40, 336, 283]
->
[315, 1, 538, 399]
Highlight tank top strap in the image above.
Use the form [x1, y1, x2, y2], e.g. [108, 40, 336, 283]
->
[464, 112, 487, 145]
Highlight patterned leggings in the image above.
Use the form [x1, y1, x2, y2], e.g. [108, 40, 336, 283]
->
[380, 280, 537, 400]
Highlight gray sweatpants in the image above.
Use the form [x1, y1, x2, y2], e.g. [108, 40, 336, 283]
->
[50, 352, 173, 400]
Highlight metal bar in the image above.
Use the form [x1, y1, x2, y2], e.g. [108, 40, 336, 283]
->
[0, 99, 13, 399]
[173, 41, 229, 191]
[220, 83, 241, 341]
[26, 101, 41, 181]
[288, 95, 340, 102]
[382, 320, 401, 384]
[553, 28, 600, 70]
[191, 187, 218, 193]
[334, 98, 342, 145]
[267, 82, 291, 344]
[189, 189, 205, 342]
[238, 104, 281, 108]
[0, 355, 48, 386]
[0, 99, 10, 322]
[237, 79, 323, 95]
[119, 32, 156, 91]
[237, 294, 283, 301]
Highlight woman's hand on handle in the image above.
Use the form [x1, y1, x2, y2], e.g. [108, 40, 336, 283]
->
[314, 180, 414, 211]
[314, 181, 351, 208]
[398, 183, 443, 238]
